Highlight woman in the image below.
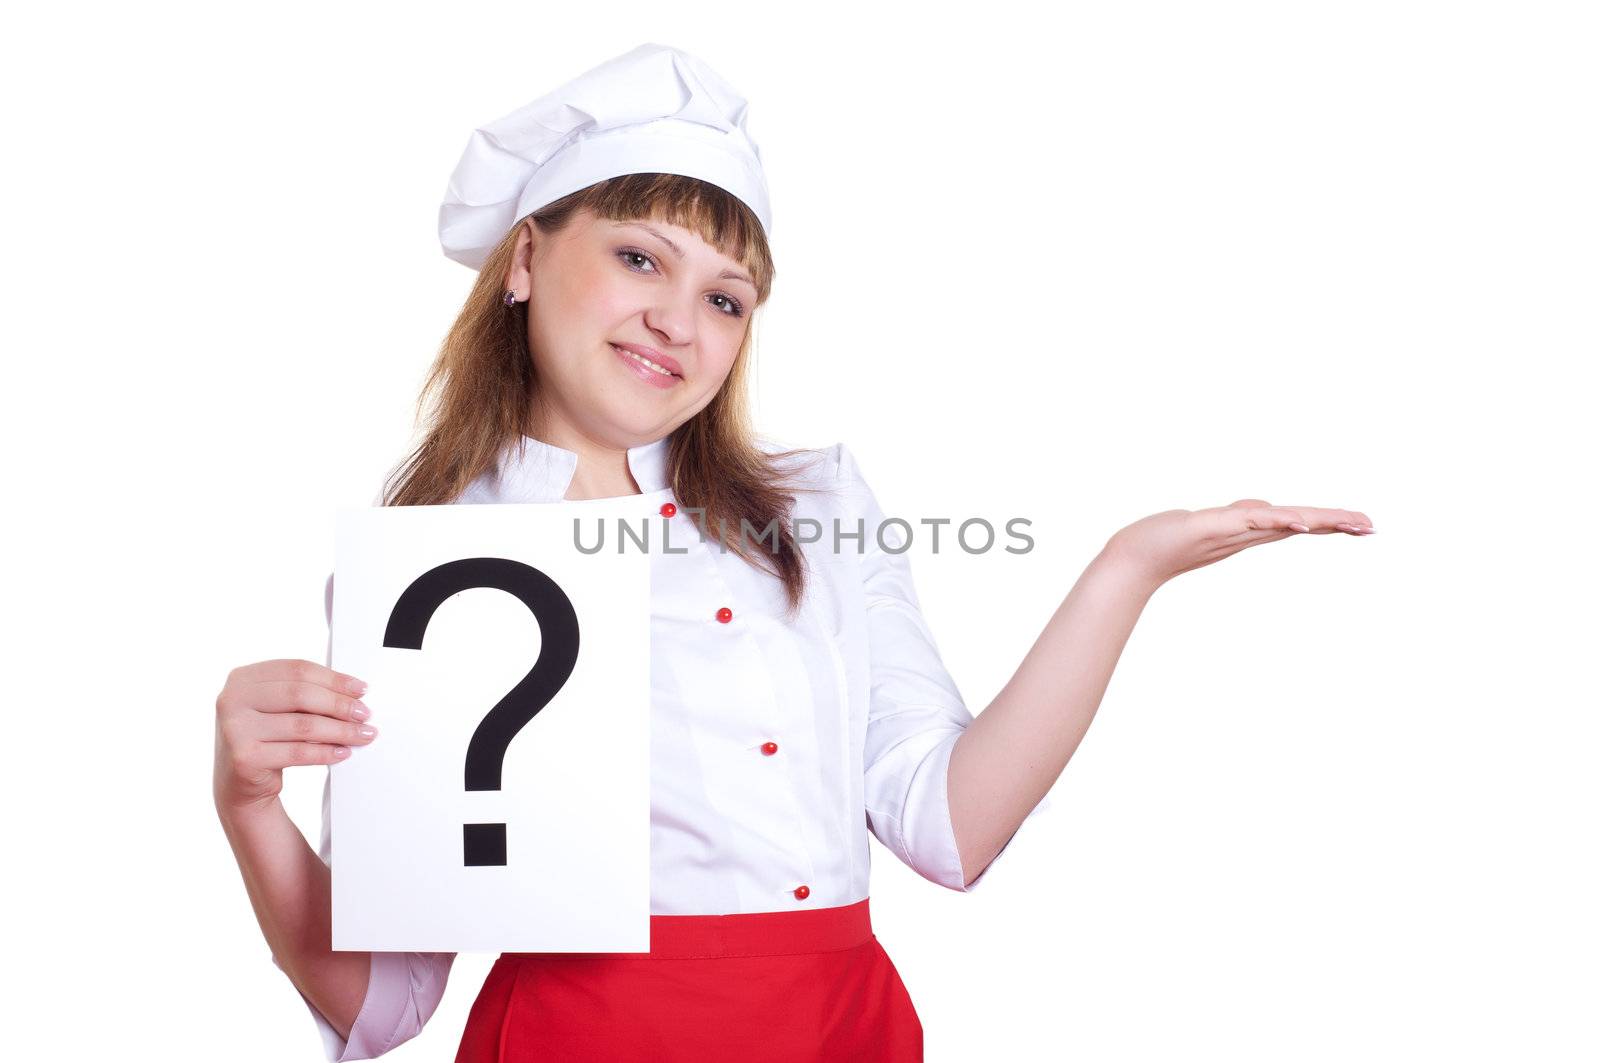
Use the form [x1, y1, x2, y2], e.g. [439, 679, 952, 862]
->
[212, 44, 1374, 1062]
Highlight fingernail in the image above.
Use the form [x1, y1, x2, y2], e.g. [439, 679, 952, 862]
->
[357, 725, 377, 739]
[1289, 523, 1310, 533]
[351, 680, 369, 696]
[352, 701, 370, 721]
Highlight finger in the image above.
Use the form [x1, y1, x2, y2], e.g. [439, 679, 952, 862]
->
[252, 740, 357, 770]
[1225, 506, 1307, 533]
[1238, 507, 1317, 534]
[247, 679, 369, 723]
[1297, 507, 1375, 534]
[1274, 507, 1376, 535]
[1340, 510, 1375, 533]
[259, 710, 377, 747]
[1200, 504, 1282, 537]
[243, 658, 369, 698]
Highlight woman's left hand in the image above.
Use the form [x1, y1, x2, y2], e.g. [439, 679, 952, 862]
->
[1105, 500, 1375, 588]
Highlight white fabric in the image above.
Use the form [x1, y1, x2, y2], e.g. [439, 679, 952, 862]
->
[438, 42, 772, 271]
[287, 434, 1051, 1060]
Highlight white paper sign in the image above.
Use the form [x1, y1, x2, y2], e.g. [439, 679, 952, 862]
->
[328, 499, 650, 952]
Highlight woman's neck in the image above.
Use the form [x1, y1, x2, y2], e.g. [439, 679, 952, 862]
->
[564, 453, 642, 500]
[526, 413, 643, 500]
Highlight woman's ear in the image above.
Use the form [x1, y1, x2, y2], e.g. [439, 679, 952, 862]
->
[505, 219, 537, 297]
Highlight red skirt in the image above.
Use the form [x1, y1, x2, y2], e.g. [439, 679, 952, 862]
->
[454, 897, 923, 1062]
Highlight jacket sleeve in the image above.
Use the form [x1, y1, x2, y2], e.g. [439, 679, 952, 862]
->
[840, 444, 1051, 893]
[270, 572, 457, 1061]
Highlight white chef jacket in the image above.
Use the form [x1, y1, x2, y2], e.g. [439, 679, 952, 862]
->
[279, 433, 1051, 1061]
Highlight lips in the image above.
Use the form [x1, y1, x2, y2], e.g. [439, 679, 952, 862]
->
[610, 342, 682, 377]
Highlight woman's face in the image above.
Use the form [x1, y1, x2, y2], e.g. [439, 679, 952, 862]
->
[507, 206, 758, 446]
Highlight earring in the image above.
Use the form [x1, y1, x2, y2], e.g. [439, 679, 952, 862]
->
[503, 289, 518, 307]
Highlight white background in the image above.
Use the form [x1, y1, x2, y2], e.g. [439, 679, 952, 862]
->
[4, 2, 1595, 1060]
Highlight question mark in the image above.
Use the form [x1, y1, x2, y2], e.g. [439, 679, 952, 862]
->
[382, 557, 580, 867]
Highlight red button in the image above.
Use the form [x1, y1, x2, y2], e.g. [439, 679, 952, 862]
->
[793, 885, 810, 900]
[760, 742, 778, 756]
[659, 502, 677, 518]
[716, 607, 733, 624]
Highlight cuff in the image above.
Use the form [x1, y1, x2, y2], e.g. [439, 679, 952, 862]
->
[272, 950, 415, 1061]
[921, 734, 1054, 893]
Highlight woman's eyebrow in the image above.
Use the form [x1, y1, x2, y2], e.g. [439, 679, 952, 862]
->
[614, 221, 755, 289]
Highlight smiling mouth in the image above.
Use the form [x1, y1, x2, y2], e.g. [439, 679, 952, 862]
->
[611, 344, 681, 379]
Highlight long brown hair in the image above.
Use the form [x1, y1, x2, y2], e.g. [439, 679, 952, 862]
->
[380, 173, 819, 617]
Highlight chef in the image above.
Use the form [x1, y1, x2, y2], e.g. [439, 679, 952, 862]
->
[221, 40, 1052, 1063]
[214, 38, 1373, 1063]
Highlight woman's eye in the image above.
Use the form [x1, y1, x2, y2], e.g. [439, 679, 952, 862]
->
[618, 248, 744, 318]
[619, 249, 657, 273]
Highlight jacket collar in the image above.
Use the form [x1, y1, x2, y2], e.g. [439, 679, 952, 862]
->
[480, 433, 672, 503]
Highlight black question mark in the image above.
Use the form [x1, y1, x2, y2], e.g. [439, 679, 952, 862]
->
[382, 557, 580, 867]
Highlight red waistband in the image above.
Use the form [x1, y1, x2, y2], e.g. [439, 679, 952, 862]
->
[503, 897, 874, 960]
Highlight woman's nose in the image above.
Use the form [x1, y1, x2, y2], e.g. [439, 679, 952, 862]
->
[642, 304, 692, 347]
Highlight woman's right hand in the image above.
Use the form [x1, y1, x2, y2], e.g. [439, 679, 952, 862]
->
[213, 659, 376, 818]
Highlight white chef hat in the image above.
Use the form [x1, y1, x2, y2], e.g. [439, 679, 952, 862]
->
[437, 42, 773, 272]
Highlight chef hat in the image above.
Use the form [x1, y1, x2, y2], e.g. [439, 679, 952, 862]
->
[437, 42, 773, 271]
